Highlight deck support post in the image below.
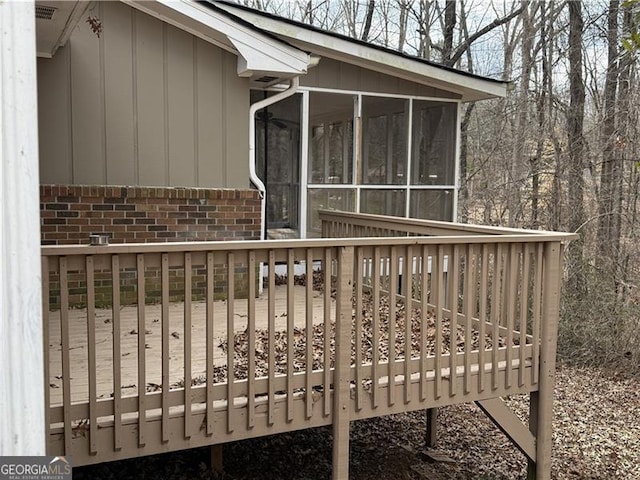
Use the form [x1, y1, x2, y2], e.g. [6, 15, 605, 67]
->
[529, 241, 563, 480]
[526, 392, 540, 480]
[333, 245, 354, 479]
[210, 444, 224, 474]
[425, 408, 438, 448]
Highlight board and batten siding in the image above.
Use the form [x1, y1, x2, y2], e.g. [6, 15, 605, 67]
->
[37, 1, 249, 189]
[300, 57, 461, 99]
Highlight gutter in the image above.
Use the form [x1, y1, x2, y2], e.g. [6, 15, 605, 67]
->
[248, 76, 300, 240]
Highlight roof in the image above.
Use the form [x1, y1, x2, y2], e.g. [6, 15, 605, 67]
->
[35, 0, 507, 101]
[212, 0, 508, 101]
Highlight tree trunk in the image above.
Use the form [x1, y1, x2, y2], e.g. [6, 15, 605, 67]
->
[566, 0, 586, 293]
[442, 1, 456, 63]
[597, 0, 621, 280]
[508, 1, 535, 227]
[361, 0, 376, 41]
[397, 0, 408, 51]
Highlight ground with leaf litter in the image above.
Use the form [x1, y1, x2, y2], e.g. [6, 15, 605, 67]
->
[74, 364, 639, 480]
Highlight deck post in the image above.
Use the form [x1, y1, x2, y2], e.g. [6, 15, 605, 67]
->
[527, 392, 540, 480]
[333, 245, 354, 479]
[425, 408, 438, 448]
[529, 241, 563, 480]
[211, 444, 224, 474]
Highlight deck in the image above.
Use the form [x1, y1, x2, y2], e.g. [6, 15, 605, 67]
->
[41, 211, 576, 479]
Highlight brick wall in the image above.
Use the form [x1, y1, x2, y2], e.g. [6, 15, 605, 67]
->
[40, 185, 261, 245]
[41, 185, 262, 307]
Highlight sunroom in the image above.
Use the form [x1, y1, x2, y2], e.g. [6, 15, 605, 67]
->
[254, 88, 458, 239]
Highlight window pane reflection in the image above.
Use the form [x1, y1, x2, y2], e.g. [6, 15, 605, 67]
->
[411, 101, 456, 185]
[307, 188, 355, 236]
[360, 189, 406, 217]
[409, 190, 454, 221]
[362, 97, 408, 185]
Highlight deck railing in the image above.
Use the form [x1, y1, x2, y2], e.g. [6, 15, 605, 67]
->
[41, 211, 576, 478]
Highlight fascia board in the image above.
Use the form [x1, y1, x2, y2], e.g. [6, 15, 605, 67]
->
[123, 0, 310, 76]
[54, 1, 90, 56]
[217, 4, 507, 101]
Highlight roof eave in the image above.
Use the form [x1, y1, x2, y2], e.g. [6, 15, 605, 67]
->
[123, 0, 311, 78]
[215, 1, 507, 102]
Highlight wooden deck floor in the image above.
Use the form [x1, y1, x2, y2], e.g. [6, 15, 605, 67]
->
[47, 285, 336, 405]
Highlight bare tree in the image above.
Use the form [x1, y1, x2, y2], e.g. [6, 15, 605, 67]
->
[597, 0, 623, 284]
[566, 0, 586, 293]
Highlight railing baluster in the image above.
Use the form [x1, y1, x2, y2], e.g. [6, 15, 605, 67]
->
[306, 249, 314, 419]
[86, 256, 97, 454]
[403, 245, 412, 405]
[478, 244, 489, 393]
[372, 247, 380, 409]
[520, 244, 531, 387]
[227, 252, 235, 433]
[286, 249, 295, 423]
[533, 243, 543, 385]
[323, 248, 332, 417]
[59, 257, 72, 455]
[355, 247, 364, 411]
[112, 255, 122, 451]
[388, 246, 397, 407]
[491, 244, 503, 390]
[247, 251, 256, 429]
[420, 246, 429, 402]
[161, 253, 169, 443]
[506, 244, 518, 389]
[448, 246, 459, 397]
[206, 252, 214, 435]
[434, 245, 444, 399]
[136, 254, 146, 447]
[268, 250, 276, 425]
[184, 252, 192, 438]
[463, 244, 475, 395]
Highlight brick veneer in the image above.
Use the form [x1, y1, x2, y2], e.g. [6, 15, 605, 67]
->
[41, 185, 261, 307]
[40, 185, 261, 245]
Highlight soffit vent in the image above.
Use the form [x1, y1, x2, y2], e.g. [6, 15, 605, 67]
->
[254, 75, 278, 83]
[35, 5, 57, 20]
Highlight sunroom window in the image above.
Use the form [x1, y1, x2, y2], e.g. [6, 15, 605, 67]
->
[361, 97, 408, 185]
[411, 101, 457, 186]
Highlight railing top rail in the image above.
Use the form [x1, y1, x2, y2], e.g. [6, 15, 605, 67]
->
[319, 210, 579, 238]
[41, 233, 575, 257]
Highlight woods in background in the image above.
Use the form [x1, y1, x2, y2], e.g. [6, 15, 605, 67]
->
[240, 0, 640, 371]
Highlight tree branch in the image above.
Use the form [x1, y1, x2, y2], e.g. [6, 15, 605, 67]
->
[446, 5, 525, 67]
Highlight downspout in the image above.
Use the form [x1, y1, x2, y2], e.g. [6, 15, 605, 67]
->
[249, 76, 300, 240]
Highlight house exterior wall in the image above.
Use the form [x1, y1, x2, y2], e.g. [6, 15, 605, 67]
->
[37, 1, 249, 189]
[40, 185, 261, 245]
[41, 185, 261, 306]
[300, 57, 461, 99]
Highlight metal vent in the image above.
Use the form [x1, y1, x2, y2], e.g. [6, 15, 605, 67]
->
[35, 5, 56, 20]
[254, 76, 278, 83]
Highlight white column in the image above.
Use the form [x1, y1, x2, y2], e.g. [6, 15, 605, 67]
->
[0, 0, 46, 455]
